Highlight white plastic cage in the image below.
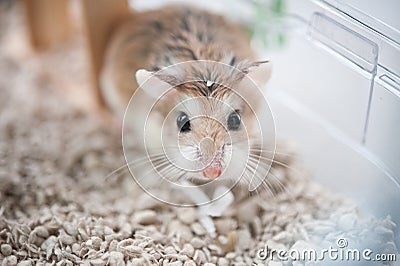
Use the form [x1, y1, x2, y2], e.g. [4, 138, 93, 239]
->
[263, 0, 400, 244]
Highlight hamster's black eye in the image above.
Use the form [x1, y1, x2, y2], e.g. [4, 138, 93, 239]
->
[177, 112, 191, 132]
[227, 111, 241, 130]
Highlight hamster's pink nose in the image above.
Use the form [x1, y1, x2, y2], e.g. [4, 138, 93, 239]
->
[203, 162, 222, 179]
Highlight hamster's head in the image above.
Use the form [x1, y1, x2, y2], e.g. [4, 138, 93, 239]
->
[135, 60, 272, 185]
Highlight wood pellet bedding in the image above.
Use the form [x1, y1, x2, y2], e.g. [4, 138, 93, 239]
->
[0, 4, 398, 266]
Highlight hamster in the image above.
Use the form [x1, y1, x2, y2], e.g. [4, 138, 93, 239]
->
[101, 5, 273, 199]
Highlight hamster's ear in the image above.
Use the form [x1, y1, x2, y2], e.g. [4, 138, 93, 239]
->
[246, 60, 272, 89]
[135, 69, 172, 99]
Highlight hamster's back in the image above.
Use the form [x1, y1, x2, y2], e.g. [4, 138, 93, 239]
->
[100, 6, 254, 118]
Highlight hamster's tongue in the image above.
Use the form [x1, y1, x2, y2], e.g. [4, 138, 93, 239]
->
[203, 162, 222, 179]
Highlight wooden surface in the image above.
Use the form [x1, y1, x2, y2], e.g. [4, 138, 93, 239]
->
[23, 0, 71, 50]
[80, 0, 131, 108]
[22, 0, 131, 109]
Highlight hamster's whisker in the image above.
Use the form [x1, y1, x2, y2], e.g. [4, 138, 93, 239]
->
[145, 147, 179, 153]
[245, 158, 268, 179]
[266, 170, 293, 201]
[119, 157, 178, 186]
[159, 145, 183, 149]
[245, 157, 286, 198]
[243, 136, 298, 157]
[248, 148, 297, 158]
[158, 165, 186, 182]
[249, 153, 301, 174]
[249, 154, 293, 200]
[151, 157, 188, 182]
[132, 164, 164, 184]
[175, 172, 188, 181]
[148, 145, 199, 154]
[153, 164, 175, 179]
[104, 164, 131, 181]
[155, 162, 179, 175]
[127, 154, 167, 168]
[104, 153, 167, 181]
[152, 159, 174, 172]
[116, 158, 166, 181]
[249, 161, 299, 200]
[132, 157, 183, 184]
[155, 160, 188, 175]
[247, 155, 274, 172]
[242, 168, 275, 198]
[243, 159, 271, 193]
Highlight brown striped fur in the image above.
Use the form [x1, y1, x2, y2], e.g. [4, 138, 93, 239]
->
[100, 5, 255, 117]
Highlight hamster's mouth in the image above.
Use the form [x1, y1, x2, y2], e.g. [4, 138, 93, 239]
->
[202, 161, 222, 179]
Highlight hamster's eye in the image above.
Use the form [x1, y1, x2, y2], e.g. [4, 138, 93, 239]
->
[227, 111, 241, 130]
[177, 112, 191, 132]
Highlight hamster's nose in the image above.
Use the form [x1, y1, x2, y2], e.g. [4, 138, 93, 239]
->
[199, 137, 222, 178]
[203, 161, 222, 178]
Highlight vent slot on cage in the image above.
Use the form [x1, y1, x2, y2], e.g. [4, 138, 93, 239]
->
[308, 12, 378, 74]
